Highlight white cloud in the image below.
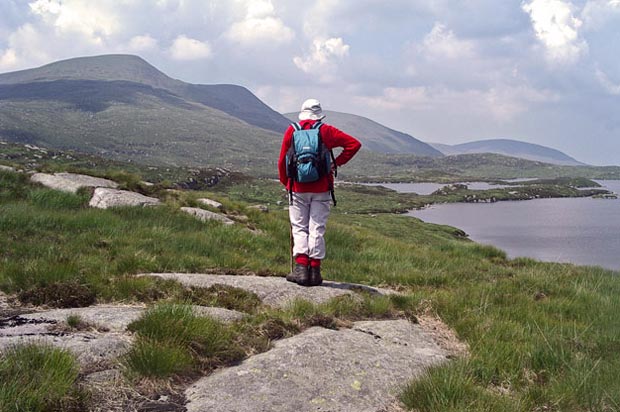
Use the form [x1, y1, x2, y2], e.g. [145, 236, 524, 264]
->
[596, 68, 620, 95]
[169, 35, 212, 60]
[126, 35, 158, 52]
[522, 0, 588, 64]
[421, 22, 474, 59]
[224, 0, 294, 47]
[0, 48, 18, 70]
[1, 23, 54, 70]
[582, 0, 620, 29]
[358, 84, 557, 121]
[293, 37, 350, 78]
[29, 0, 120, 44]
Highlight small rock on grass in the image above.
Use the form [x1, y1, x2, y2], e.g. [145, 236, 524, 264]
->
[181, 207, 235, 225]
[89, 188, 161, 209]
[197, 198, 223, 209]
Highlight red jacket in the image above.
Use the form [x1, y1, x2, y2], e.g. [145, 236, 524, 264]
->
[278, 119, 362, 193]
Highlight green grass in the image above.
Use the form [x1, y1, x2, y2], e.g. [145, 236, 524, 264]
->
[2, 166, 620, 410]
[0, 344, 82, 412]
[124, 303, 236, 378]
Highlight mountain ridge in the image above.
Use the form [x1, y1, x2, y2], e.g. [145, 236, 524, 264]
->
[431, 139, 585, 166]
[284, 110, 443, 157]
[0, 54, 290, 133]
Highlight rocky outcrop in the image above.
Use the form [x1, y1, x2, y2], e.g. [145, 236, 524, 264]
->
[144, 273, 395, 308]
[31, 172, 118, 193]
[0, 304, 245, 368]
[186, 319, 448, 412]
[89, 188, 161, 209]
[180, 207, 235, 225]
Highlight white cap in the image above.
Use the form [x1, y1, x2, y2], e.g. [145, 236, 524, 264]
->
[298, 98, 326, 121]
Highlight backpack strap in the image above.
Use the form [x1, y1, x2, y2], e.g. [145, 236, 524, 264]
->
[311, 121, 323, 129]
[291, 123, 302, 131]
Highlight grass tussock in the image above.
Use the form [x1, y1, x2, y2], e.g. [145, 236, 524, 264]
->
[124, 303, 239, 379]
[0, 344, 83, 412]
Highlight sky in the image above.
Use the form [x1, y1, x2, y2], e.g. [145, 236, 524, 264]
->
[1, 0, 619, 165]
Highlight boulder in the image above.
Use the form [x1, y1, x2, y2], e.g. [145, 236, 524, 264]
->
[186, 319, 449, 412]
[31, 172, 118, 193]
[144, 274, 395, 308]
[181, 207, 235, 225]
[0, 165, 16, 172]
[197, 198, 223, 209]
[89, 188, 160, 209]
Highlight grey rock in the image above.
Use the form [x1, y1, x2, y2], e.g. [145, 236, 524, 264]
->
[84, 368, 124, 385]
[0, 165, 16, 172]
[197, 198, 223, 209]
[19, 305, 146, 332]
[0, 331, 132, 366]
[144, 273, 395, 308]
[180, 207, 235, 225]
[31, 172, 118, 193]
[186, 320, 449, 412]
[89, 188, 161, 209]
[0, 305, 138, 366]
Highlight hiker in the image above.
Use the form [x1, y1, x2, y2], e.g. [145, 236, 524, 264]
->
[278, 98, 361, 287]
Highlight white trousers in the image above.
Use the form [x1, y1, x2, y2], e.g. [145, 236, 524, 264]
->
[289, 192, 332, 259]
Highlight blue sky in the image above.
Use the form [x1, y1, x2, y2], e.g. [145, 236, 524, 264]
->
[1, 0, 619, 165]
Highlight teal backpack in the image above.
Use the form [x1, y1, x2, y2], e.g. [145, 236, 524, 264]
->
[285, 121, 337, 204]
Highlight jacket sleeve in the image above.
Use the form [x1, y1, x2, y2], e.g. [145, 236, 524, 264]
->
[323, 125, 362, 167]
[277, 126, 293, 186]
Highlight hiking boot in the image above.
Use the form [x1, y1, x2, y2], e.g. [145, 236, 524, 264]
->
[286, 263, 310, 286]
[308, 266, 323, 286]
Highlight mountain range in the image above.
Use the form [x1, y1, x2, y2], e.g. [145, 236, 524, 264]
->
[0, 54, 594, 175]
[431, 139, 585, 166]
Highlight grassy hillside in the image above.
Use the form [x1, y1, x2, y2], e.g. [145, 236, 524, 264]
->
[0, 54, 290, 133]
[1, 164, 619, 411]
[0, 82, 281, 172]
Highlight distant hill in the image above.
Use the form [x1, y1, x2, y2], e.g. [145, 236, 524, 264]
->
[284, 111, 442, 157]
[430, 139, 585, 166]
[0, 54, 296, 172]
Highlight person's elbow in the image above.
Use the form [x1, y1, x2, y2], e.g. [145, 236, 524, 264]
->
[352, 139, 362, 153]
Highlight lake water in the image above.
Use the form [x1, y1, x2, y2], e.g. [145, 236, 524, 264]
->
[402, 180, 620, 272]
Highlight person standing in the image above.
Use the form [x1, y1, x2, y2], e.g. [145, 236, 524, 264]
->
[278, 99, 361, 286]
